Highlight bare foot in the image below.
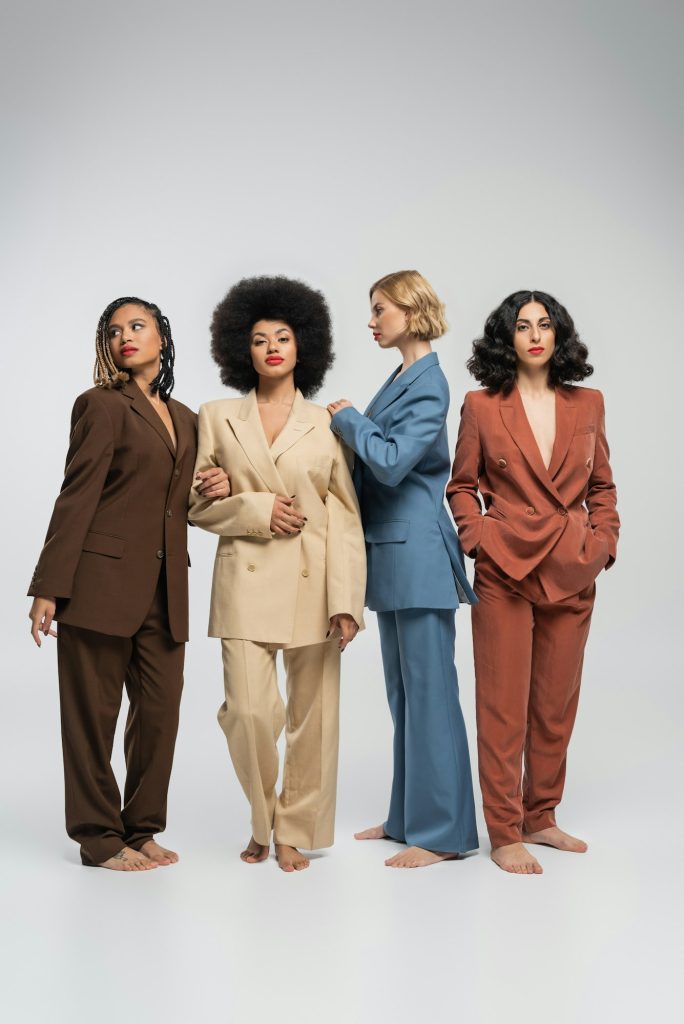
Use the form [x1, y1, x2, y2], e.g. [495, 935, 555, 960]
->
[275, 844, 310, 872]
[354, 824, 388, 840]
[385, 846, 458, 868]
[98, 846, 159, 872]
[240, 836, 270, 864]
[522, 826, 588, 853]
[140, 839, 178, 865]
[491, 842, 543, 875]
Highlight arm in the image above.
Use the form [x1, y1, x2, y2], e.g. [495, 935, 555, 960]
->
[326, 436, 366, 629]
[330, 378, 449, 488]
[586, 393, 619, 567]
[28, 392, 115, 599]
[188, 405, 276, 537]
[446, 394, 484, 558]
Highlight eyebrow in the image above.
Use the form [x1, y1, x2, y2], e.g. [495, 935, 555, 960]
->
[252, 328, 291, 338]
[516, 317, 550, 324]
[109, 317, 147, 328]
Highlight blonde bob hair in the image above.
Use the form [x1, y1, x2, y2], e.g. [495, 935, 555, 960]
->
[369, 270, 448, 341]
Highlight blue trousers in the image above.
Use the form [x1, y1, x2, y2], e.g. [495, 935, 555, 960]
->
[377, 608, 479, 854]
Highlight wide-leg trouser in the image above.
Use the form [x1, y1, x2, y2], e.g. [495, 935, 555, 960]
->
[219, 638, 341, 849]
[472, 553, 595, 849]
[377, 608, 479, 854]
[56, 575, 185, 865]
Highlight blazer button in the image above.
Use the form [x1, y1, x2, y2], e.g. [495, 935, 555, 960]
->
[174, 469, 181, 478]
[166, 509, 173, 517]
[301, 569, 310, 577]
[497, 458, 507, 468]
[586, 458, 592, 468]
[156, 550, 165, 559]
[558, 507, 568, 517]
[525, 506, 536, 516]
[247, 564, 256, 572]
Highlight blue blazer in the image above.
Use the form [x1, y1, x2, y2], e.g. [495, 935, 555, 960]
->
[330, 352, 476, 611]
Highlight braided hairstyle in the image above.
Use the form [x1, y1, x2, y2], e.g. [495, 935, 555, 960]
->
[93, 296, 176, 401]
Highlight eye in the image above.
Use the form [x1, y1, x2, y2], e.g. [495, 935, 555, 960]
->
[108, 327, 121, 338]
[517, 323, 528, 332]
[132, 322, 144, 330]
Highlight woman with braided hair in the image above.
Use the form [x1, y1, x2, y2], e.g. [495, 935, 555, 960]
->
[28, 297, 229, 871]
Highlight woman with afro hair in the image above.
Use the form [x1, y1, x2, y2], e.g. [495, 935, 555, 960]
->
[447, 290, 620, 875]
[189, 276, 366, 872]
[328, 270, 479, 870]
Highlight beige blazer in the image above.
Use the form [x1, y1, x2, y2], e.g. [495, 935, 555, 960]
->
[188, 389, 366, 646]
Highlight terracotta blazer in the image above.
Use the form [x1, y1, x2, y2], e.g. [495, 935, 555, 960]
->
[188, 389, 366, 647]
[447, 384, 619, 601]
[28, 380, 197, 641]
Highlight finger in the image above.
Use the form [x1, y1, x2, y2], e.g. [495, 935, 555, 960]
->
[30, 621, 42, 647]
[48, 627, 58, 638]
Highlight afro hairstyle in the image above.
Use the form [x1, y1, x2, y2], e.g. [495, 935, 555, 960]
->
[210, 275, 335, 397]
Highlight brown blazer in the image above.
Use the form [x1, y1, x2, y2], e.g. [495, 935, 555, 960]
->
[28, 380, 197, 641]
[447, 384, 619, 601]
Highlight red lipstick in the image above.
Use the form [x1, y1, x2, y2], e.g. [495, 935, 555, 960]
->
[120, 346, 138, 356]
[528, 347, 544, 354]
[266, 356, 284, 365]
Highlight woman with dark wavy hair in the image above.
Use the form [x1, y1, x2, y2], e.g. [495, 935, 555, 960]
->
[189, 276, 365, 872]
[448, 290, 620, 875]
[28, 297, 228, 870]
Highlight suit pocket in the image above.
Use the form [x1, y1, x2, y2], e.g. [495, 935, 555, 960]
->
[365, 520, 410, 543]
[574, 425, 596, 435]
[82, 531, 124, 559]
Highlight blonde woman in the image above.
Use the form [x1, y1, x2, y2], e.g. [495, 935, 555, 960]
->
[328, 270, 478, 868]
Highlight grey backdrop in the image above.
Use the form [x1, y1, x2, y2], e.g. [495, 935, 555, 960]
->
[1, 2, 682, 1022]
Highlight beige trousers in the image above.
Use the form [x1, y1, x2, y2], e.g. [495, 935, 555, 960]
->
[219, 638, 341, 849]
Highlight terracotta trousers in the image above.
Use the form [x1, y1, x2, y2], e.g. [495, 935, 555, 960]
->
[57, 574, 185, 865]
[219, 637, 340, 849]
[472, 552, 595, 849]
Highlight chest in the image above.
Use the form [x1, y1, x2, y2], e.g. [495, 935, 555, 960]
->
[258, 404, 292, 447]
[519, 393, 556, 469]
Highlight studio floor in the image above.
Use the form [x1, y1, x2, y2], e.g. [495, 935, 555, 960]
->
[2, 791, 679, 1023]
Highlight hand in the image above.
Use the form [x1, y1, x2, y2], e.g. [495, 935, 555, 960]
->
[327, 613, 359, 652]
[29, 597, 57, 647]
[196, 466, 230, 498]
[270, 495, 306, 537]
[327, 399, 353, 417]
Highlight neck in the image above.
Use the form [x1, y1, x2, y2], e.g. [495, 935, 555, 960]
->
[132, 366, 161, 400]
[515, 364, 552, 396]
[256, 374, 296, 404]
[396, 338, 432, 372]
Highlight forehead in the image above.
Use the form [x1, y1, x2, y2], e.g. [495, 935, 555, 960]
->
[109, 303, 151, 326]
[250, 319, 293, 335]
[517, 301, 550, 322]
[370, 289, 391, 307]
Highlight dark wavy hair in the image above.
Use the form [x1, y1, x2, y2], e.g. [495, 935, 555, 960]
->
[210, 276, 334, 397]
[467, 290, 593, 394]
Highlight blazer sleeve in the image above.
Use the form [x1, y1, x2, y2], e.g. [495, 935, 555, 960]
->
[446, 393, 485, 559]
[28, 392, 115, 599]
[586, 392, 619, 568]
[325, 437, 366, 627]
[331, 376, 449, 488]
[187, 404, 275, 537]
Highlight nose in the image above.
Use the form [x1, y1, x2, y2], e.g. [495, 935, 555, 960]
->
[266, 338, 279, 352]
[531, 324, 541, 342]
[368, 317, 376, 330]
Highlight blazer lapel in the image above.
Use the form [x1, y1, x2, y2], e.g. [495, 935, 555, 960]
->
[547, 386, 577, 480]
[123, 379, 176, 458]
[367, 352, 439, 419]
[270, 390, 315, 463]
[168, 398, 190, 467]
[226, 390, 288, 495]
[499, 387, 561, 501]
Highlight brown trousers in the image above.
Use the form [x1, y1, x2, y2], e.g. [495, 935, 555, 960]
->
[57, 574, 185, 864]
[472, 552, 595, 849]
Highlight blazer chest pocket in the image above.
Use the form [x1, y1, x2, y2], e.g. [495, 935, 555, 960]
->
[365, 520, 410, 544]
[82, 531, 124, 559]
